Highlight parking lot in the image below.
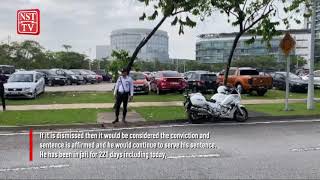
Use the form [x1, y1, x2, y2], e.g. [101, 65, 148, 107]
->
[46, 82, 115, 92]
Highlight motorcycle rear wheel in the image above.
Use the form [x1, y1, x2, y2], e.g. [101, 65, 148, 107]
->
[187, 111, 201, 124]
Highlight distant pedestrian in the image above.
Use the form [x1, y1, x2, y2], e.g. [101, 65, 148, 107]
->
[113, 68, 134, 124]
[0, 70, 6, 111]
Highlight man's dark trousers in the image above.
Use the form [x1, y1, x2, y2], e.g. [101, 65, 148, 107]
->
[115, 92, 129, 120]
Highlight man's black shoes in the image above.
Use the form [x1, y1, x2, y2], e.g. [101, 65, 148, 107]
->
[112, 118, 119, 124]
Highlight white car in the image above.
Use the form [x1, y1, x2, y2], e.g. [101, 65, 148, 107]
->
[4, 71, 45, 99]
[300, 70, 320, 88]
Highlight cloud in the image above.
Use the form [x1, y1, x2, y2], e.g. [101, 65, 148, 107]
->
[0, 0, 304, 60]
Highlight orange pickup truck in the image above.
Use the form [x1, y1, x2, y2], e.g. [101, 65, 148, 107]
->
[217, 67, 273, 96]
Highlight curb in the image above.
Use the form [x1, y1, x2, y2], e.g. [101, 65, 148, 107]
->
[0, 115, 319, 131]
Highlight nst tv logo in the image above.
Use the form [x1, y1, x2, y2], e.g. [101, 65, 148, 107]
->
[17, 9, 40, 35]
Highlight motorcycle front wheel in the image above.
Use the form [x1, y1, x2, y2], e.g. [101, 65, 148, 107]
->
[234, 107, 248, 122]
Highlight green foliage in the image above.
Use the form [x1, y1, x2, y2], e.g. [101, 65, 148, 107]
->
[139, 0, 212, 35]
[0, 40, 89, 70]
[108, 50, 131, 81]
[231, 55, 307, 72]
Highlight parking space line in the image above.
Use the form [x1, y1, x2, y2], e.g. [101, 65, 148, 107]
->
[167, 154, 220, 159]
[290, 147, 320, 152]
[0, 164, 70, 172]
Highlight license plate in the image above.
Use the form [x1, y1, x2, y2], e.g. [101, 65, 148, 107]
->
[171, 82, 179, 85]
[10, 92, 20, 95]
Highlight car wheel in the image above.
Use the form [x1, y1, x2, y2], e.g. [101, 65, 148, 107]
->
[192, 86, 197, 93]
[156, 87, 162, 95]
[32, 90, 37, 99]
[257, 89, 267, 96]
[48, 80, 54, 86]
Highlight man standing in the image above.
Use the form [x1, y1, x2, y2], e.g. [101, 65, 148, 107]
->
[113, 68, 134, 124]
[0, 70, 6, 111]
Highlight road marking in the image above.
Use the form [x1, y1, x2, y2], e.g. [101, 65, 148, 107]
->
[1, 119, 320, 136]
[291, 147, 320, 152]
[167, 154, 220, 159]
[0, 164, 70, 172]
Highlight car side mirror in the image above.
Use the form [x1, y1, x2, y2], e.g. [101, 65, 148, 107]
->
[185, 77, 188, 80]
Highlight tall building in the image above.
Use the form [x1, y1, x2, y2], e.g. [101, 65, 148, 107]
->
[96, 45, 111, 60]
[196, 29, 311, 65]
[110, 28, 169, 63]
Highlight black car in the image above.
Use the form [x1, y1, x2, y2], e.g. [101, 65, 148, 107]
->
[94, 69, 112, 82]
[272, 72, 308, 92]
[35, 69, 66, 86]
[51, 69, 84, 85]
[71, 69, 97, 84]
[187, 73, 218, 93]
[0, 65, 15, 82]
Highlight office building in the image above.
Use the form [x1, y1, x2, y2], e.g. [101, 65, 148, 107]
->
[110, 28, 169, 63]
[196, 29, 311, 65]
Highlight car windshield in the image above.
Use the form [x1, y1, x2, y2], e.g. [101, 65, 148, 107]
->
[162, 72, 180, 77]
[240, 70, 259, 75]
[64, 70, 75, 75]
[8, 74, 33, 82]
[80, 70, 89, 75]
[201, 74, 216, 81]
[86, 71, 96, 75]
[131, 73, 145, 80]
[280, 72, 301, 79]
[45, 70, 57, 76]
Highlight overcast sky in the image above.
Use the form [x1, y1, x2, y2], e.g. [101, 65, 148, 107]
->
[0, 0, 304, 59]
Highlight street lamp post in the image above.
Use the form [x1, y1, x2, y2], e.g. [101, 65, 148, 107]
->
[307, 0, 316, 110]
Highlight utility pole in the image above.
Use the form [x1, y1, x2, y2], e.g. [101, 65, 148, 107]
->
[307, 0, 316, 110]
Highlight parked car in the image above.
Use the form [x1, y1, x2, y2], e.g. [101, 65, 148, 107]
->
[217, 67, 273, 96]
[51, 69, 84, 85]
[131, 72, 149, 94]
[35, 69, 66, 86]
[0, 65, 15, 82]
[272, 72, 308, 92]
[150, 71, 187, 95]
[184, 70, 210, 80]
[4, 71, 45, 99]
[94, 69, 112, 82]
[84, 70, 103, 83]
[299, 70, 320, 88]
[71, 69, 97, 84]
[187, 72, 218, 93]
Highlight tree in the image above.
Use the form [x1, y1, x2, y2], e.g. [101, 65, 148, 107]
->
[126, 0, 212, 73]
[108, 50, 131, 82]
[210, 0, 312, 85]
[62, 44, 72, 52]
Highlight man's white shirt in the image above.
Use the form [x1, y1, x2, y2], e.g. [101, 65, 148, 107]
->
[114, 76, 134, 96]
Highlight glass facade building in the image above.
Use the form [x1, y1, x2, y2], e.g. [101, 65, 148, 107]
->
[196, 29, 311, 64]
[111, 28, 169, 62]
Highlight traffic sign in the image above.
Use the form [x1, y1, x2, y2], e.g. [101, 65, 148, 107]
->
[280, 32, 296, 56]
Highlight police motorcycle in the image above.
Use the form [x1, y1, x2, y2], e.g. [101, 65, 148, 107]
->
[184, 86, 248, 123]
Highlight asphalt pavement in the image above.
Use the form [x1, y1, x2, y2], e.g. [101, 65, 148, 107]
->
[0, 118, 320, 179]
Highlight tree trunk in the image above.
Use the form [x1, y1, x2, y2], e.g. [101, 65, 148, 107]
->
[223, 33, 242, 86]
[127, 16, 167, 73]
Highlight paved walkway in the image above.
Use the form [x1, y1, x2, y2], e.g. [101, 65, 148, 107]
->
[3, 98, 320, 111]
